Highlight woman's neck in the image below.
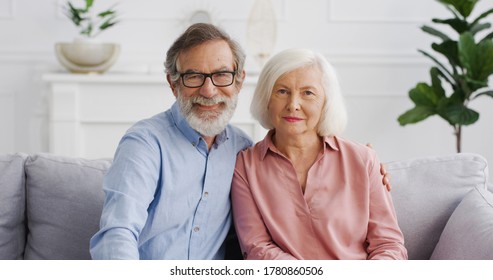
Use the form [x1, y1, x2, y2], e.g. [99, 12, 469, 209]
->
[272, 130, 323, 194]
[272, 131, 323, 161]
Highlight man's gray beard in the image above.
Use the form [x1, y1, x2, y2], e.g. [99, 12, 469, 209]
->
[177, 92, 238, 137]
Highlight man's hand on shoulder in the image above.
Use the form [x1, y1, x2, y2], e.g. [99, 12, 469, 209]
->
[366, 143, 391, 192]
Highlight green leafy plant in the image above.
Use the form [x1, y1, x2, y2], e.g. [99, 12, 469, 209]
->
[64, 0, 119, 38]
[398, 0, 493, 152]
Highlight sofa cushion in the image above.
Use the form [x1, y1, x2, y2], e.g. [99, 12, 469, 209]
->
[386, 153, 489, 260]
[0, 153, 28, 260]
[24, 153, 111, 260]
[430, 187, 493, 260]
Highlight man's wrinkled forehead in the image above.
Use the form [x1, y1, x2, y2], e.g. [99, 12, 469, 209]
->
[176, 40, 235, 72]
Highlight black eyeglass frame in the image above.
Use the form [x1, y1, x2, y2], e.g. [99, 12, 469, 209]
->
[179, 71, 237, 88]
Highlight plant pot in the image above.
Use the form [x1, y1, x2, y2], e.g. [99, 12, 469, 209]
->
[55, 39, 120, 74]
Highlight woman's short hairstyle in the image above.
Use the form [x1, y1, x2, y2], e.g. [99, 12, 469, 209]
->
[164, 23, 246, 88]
[250, 48, 347, 136]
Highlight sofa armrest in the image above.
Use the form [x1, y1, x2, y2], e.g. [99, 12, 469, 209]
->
[0, 153, 28, 260]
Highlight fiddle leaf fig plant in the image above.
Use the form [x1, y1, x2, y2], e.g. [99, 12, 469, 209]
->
[398, 0, 493, 152]
[64, 0, 119, 38]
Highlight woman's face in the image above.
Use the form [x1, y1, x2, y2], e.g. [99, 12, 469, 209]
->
[268, 65, 326, 137]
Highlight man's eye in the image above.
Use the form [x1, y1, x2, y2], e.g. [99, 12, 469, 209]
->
[186, 74, 202, 80]
[214, 72, 228, 78]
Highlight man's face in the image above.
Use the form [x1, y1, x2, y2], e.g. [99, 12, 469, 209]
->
[172, 40, 241, 136]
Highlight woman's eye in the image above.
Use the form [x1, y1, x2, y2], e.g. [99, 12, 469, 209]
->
[304, 91, 314, 96]
[277, 89, 287, 95]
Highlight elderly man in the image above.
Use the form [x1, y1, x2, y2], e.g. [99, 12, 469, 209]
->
[90, 23, 251, 259]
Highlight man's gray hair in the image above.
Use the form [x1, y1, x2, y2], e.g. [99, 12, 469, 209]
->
[164, 23, 246, 87]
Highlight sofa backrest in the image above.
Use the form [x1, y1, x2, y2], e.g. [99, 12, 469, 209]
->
[387, 153, 489, 260]
[23, 153, 111, 260]
[1, 152, 490, 260]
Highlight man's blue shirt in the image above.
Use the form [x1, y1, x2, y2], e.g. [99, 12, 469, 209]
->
[90, 102, 252, 259]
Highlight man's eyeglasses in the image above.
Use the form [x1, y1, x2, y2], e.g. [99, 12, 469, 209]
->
[179, 71, 236, 88]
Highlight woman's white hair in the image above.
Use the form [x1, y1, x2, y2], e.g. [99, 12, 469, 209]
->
[250, 48, 347, 136]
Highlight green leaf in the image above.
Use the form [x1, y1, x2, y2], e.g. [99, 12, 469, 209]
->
[421, 25, 451, 41]
[418, 49, 455, 83]
[459, 32, 493, 81]
[438, 0, 478, 18]
[432, 18, 469, 33]
[407, 69, 446, 106]
[85, 0, 94, 11]
[99, 18, 118, 31]
[471, 7, 493, 26]
[98, 10, 116, 18]
[432, 41, 460, 68]
[437, 102, 479, 125]
[398, 106, 436, 125]
[409, 83, 436, 106]
[430, 67, 446, 99]
[465, 76, 489, 92]
[449, 89, 465, 103]
[472, 90, 493, 99]
[470, 22, 491, 35]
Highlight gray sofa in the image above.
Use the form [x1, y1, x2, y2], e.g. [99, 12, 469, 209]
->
[0, 152, 492, 260]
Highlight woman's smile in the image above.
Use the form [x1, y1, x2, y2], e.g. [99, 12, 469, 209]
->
[283, 116, 303, 122]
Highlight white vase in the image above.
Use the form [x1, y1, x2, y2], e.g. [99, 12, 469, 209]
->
[247, 0, 277, 68]
[55, 38, 120, 74]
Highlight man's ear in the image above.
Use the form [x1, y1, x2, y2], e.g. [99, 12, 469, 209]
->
[236, 70, 246, 92]
[240, 70, 246, 82]
[167, 74, 178, 97]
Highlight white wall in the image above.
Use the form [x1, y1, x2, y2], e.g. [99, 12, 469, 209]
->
[1, 0, 492, 179]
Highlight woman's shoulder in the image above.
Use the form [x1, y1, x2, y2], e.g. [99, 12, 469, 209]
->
[237, 140, 263, 158]
[332, 136, 378, 161]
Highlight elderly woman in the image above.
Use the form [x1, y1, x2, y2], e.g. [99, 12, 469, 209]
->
[231, 48, 407, 260]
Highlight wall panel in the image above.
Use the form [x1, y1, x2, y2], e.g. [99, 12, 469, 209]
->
[0, 0, 492, 178]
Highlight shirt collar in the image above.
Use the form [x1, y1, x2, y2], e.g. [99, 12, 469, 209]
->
[170, 102, 228, 148]
[258, 129, 340, 160]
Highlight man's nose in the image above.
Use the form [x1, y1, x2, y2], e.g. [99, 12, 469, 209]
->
[199, 76, 217, 98]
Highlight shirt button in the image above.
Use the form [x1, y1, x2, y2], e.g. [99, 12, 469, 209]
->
[194, 226, 200, 232]
[204, 192, 209, 197]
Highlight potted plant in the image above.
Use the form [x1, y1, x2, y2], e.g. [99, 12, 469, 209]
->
[397, 0, 493, 152]
[55, 0, 121, 74]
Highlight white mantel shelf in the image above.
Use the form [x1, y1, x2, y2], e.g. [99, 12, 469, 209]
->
[42, 72, 264, 159]
[43, 72, 260, 84]
[43, 72, 166, 84]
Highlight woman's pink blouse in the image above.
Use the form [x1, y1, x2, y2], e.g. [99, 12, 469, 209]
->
[231, 131, 408, 260]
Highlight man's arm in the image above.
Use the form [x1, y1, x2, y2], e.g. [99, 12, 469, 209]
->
[90, 132, 160, 259]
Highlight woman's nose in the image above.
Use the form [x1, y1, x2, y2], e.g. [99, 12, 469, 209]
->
[286, 94, 301, 111]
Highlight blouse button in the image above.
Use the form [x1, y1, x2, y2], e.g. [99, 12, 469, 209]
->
[194, 226, 200, 232]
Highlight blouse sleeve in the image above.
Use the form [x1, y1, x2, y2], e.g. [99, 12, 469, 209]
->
[366, 150, 408, 260]
[231, 152, 297, 260]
